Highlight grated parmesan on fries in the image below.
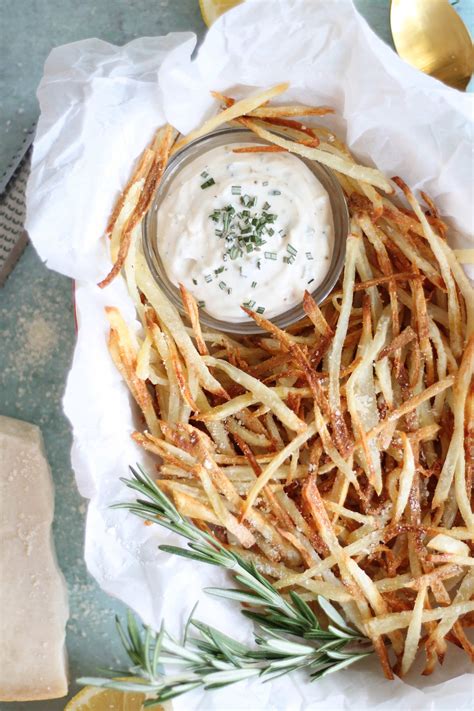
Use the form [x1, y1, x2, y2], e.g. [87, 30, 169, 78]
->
[98, 86, 474, 680]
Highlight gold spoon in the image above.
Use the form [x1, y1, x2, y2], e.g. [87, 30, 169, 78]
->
[390, 0, 474, 90]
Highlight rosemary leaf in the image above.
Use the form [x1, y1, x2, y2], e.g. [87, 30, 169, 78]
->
[78, 466, 372, 705]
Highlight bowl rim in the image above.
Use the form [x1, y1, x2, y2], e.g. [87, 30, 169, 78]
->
[142, 125, 349, 335]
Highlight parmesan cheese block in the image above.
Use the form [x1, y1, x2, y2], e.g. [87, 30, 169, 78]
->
[0, 416, 68, 701]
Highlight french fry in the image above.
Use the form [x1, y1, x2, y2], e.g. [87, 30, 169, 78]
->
[203, 355, 307, 433]
[392, 433, 416, 523]
[99, 125, 176, 288]
[393, 178, 464, 357]
[249, 105, 334, 118]
[106, 307, 161, 436]
[232, 145, 286, 153]
[328, 233, 359, 452]
[427, 534, 470, 557]
[454, 248, 474, 264]
[99, 85, 473, 680]
[303, 290, 334, 338]
[136, 250, 229, 399]
[366, 600, 474, 637]
[242, 423, 318, 518]
[179, 283, 209, 356]
[238, 117, 393, 192]
[346, 311, 390, 493]
[400, 585, 427, 675]
[424, 570, 474, 673]
[173, 83, 289, 153]
[432, 335, 474, 528]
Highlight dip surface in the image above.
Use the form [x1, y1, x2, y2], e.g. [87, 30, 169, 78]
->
[156, 144, 334, 322]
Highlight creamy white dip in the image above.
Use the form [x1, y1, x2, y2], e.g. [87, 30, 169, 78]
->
[156, 144, 334, 322]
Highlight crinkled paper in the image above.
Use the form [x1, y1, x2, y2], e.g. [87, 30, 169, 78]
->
[26, 1, 474, 708]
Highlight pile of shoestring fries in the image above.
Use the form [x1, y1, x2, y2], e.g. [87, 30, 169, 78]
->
[98, 83, 474, 679]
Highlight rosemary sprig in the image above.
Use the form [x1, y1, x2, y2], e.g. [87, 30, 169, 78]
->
[79, 466, 372, 705]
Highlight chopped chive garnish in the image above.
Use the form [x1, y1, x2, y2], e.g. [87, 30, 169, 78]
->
[264, 251, 277, 260]
[201, 178, 216, 189]
[243, 299, 256, 309]
[240, 194, 256, 208]
[262, 181, 269, 186]
[251, 281, 257, 288]
[307, 279, 315, 284]
[262, 201, 270, 211]
[269, 189, 281, 196]
[306, 251, 314, 260]
[215, 266, 225, 275]
[283, 256, 295, 265]
[204, 274, 212, 283]
[231, 185, 241, 195]
[256, 306, 265, 314]
[218, 281, 227, 291]
[192, 278, 198, 285]
[287, 244, 297, 257]
[208, 195, 280, 268]
[200, 171, 209, 179]
[257, 260, 261, 270]
[198, 300, 205, 308]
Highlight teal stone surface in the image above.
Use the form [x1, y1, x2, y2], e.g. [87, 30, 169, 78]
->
[0, 2, 472, 709]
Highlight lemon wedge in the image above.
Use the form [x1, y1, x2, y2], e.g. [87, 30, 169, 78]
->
[64, 685, 153, 711]
[199, 0, 243, 26]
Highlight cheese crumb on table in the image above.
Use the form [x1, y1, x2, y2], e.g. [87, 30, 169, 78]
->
[0, 415, 68, 701]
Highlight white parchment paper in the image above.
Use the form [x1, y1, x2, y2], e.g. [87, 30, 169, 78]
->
[25, 1, 473, 708]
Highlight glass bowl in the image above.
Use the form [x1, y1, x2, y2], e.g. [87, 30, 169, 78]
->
[142, 126, 348, 335]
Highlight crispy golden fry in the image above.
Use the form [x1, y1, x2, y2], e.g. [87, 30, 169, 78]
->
[173, 83, 289, 153]
[258, 116, 320, 143]
[99, 125, 176, 288]
[232, 145, 287, 153]
[106, 148, 154, 239]
[393, 177, 464, 356]
[100, 85, 474, 681]
[366, 600, 474, 637]
[238, 117, 393, 192]
[106, 307, 161, 436]
[203, 355, 307, 433]
[432, 334, 474, 528]
[303, 290, 334, 338]
[392, 433, 416, 523]
[424, 570, 474, 673]
[400, 585, 427, 676]
[136, 250, 229, 400]
[179, 283, 209, 356]
[454, 248, 474, 264]
[249, 105, 334, 118]
[377, 326, 417, 362]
